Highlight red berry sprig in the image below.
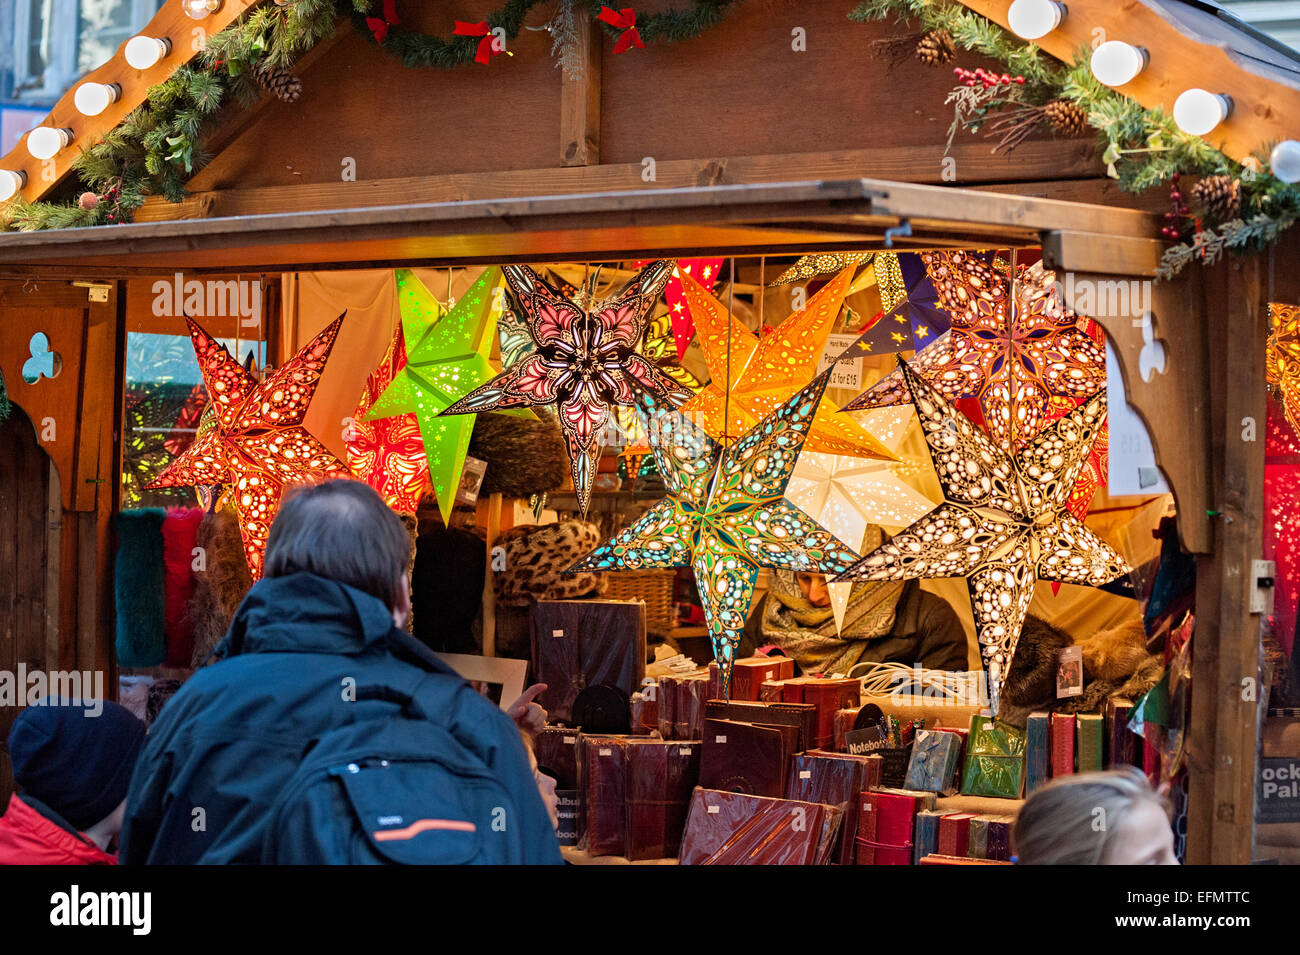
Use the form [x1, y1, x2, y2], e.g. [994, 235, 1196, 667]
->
[953, 66, 1026, 89]
[1160, 173, 1190, 241]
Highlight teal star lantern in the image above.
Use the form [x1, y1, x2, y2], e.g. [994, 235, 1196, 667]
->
[571, 369, 859, 696]
[367, 267, 531, 520]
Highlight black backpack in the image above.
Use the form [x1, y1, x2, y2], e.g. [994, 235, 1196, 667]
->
[261, 685, 523, 865]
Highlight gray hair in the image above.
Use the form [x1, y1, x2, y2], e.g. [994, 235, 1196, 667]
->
[264, 478, 411, 611]
[1012, 766, 1171, 864]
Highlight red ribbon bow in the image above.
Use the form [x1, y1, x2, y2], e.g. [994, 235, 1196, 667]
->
[454, 20, 504, 65]
[598, 6, 644, 54]
[366, 0, 399, 44]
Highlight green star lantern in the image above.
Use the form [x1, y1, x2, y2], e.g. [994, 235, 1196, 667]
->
[367, 267, 531, 520]
[572, 370, 859, 696]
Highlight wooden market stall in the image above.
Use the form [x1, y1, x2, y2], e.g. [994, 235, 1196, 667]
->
[1, 0, 1299, 864]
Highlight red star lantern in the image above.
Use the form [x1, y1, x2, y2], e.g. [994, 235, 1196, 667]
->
[345, 322, 431, 513]
[147, 317, 352, 579]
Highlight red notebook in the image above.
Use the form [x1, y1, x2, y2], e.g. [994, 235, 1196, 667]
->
[937, 812, 976, 857]
[855, 791, 918, 865]
[1051, 712, 1076, 777]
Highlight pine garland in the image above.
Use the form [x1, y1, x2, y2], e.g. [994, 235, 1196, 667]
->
[1, 0, 737, 233]
[851, 0, 1300, 277]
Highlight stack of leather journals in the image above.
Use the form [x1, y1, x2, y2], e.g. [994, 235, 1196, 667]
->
[679, 789, 843, 864]
[855, 789, 935, 865]
[708, 656, 795, 701]
[960, 715, 1027, 798]
[701, 718, 799, 797]
[625, 740, 701, 860]
[703, 698, 818, 752]
[531, 600, 646, 724]
[579, 736, 702, 859]
[768, 677, 862, 749]
[785, 751, 884, 865]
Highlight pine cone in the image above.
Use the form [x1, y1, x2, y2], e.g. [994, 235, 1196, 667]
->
[915, 29, 955, 66]
[1190, 175, 1242, 221]
[1044, 99, 1089, 137]
[254, 62, 302, 103]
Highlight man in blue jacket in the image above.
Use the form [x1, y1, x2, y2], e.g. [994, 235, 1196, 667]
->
[120, 478, 562, 865]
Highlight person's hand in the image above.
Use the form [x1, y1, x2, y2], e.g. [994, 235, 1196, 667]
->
[507, 683, 548, 738]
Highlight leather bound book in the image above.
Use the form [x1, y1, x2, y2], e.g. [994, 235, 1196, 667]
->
[919, 854, 1012, 865]
[732, 657, 795, 701]
[985, 815, 1014, 861]
[759, 680, 787, 703]
[704, 699, 818, 752]
[531, 600, 646, 724]
[968, 816, 990, 859]
[534, 726, 582, 790]
[855, 790, 919, 865]
[1051, 712, 1076, 777]
[1106, 698, 1135, 767]
[625, 740, 702, 861]
[801, 679, 863, 750]
[581, 736, 628, 857]
[913, 810, 949, 865]
[786, 751, 883, 865]
[937, 812, 976, 857]
[701, 718, 798, 797]
[834, 707, 862, 752]
[676, 675, 709, 740]
[657, 675, 678, 739]
[1077, 713, 1104, 773]
[1026, 712, 1050, 794]
[679, 789, 843, 865]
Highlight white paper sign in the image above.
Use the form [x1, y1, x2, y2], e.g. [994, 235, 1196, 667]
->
[1105, 341, 1169, 496]
[817, 333, 864, 391]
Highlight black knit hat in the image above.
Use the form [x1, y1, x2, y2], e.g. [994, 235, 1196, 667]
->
[8, 699, 146, 831]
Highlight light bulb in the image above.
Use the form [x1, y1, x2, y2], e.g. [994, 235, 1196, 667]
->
[0, 169, 26, 201]
[182, 0, 221, 19]
[26, 126, 73, 160]
[1172, 89, 1231, 136]
[125, 35, 171, 70]
[1007, 0, 1066, 40]
[1090, 41, 1148, 87]
[1272, 140, 1300, 184]
[73, 81, 121, 117]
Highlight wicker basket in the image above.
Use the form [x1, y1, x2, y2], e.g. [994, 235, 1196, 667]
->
[602, 569, 677, 633]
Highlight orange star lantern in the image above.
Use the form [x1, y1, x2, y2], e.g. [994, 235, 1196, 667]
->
[147, 316, 352, 579]
[345, 322, 431, 513]
[676, 267, 895, 461]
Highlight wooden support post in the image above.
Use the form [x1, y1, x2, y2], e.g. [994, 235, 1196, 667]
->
[1186, 254, 1268, 864]
[559, 15, 601, 167]
[481, 492, 503, 658]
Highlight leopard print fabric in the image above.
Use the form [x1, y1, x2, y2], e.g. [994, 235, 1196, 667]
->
[493, 520, 607, 606]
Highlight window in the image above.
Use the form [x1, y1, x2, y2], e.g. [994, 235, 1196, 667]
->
[9, 0, 165, 103]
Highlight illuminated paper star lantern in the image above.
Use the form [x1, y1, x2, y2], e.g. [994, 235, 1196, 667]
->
[844, 253, 1106, 452]
[1268, 303, 1300, 437]
[346, 321, 431, 513]
[617, 304, 703, 477]
[572, 371, 859, 696]
[677, 267, 895, 461]
[770, 252, 872, 286]
[368, 267, 529, 521]
[785, 405, 935, 631]
[633, 257, 723, 360]
[845, 252, 957, 357]
[442, 261, 688, 515]
[147, 317, 352, 579]
[835, 361, 1129, 715]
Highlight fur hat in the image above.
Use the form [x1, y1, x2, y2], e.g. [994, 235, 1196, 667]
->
[998, 616, 1074, 724]
[469, 411, 568, 498]
[494, 520, 606, 606]
[188, 507, 252, 667]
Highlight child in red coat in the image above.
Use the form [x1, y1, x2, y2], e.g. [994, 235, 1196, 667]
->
[0, 699, 145, 864]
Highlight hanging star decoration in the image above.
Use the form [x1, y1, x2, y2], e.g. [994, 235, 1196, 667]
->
[676, 266, 896, 460]
[634, 257, 723, 360]
[785, 405, 935, 631]
[572, 370, 860, 695]
[617, 299, 705, 479]
[147, 316, 352, 580]
[770, 252, 872, 286]
[367, 267, 530, 522]
[845, 251, 957, 357]
[1267, 303, 1300, 437]
[843, 253, 1106, 453]
[346, 320, 430, 513]
[835, 361, 1129, 715]
[441, 261, 688, 515]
